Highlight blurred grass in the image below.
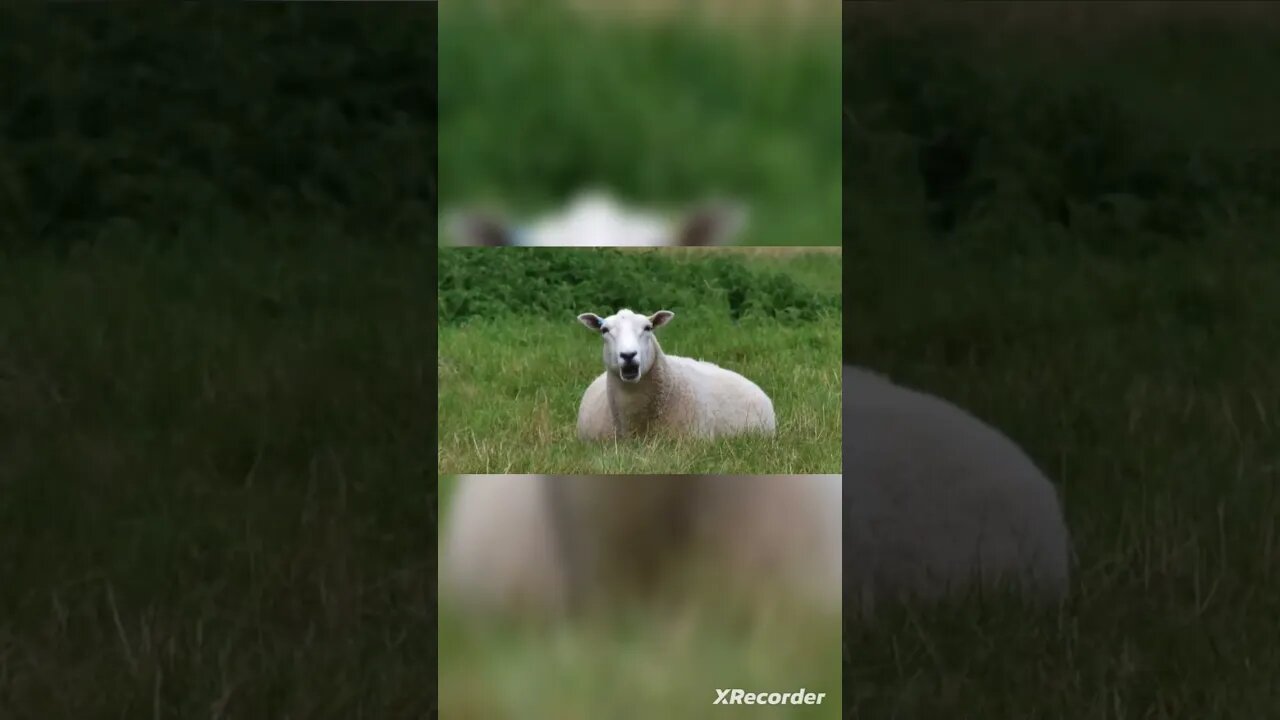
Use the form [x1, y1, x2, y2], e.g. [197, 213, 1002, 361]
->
[0, 241, 437, 717]
[439, 0, 839, 245]
[437, 476, 841, 720]
[437, 250, 841, 474]
[0, 3, 437, 255]
[567, 0, 839, 26]
[846, 4, 1280, 717]
[0, 4, 436, 717]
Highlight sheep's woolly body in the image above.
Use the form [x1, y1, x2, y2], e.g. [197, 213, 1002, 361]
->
[521, 193, 671, 247]
[448, 190, 746, 247]
[696, 474, 842, 611]
[843, 365, 1071, 613]
[577, 342, 776, 441]
[439, 475, 841, 617]
[438, 474, 570, 614]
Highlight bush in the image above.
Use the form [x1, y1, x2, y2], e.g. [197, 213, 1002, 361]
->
[437, 249, 841, 325]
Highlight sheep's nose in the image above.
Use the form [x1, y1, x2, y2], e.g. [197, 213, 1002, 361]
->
[619, 351, 637, 363]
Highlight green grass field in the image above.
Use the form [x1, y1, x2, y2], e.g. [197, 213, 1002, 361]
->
[436, 476, 841, 720]
[846, 6, 1280, 717]
[438, 0, 839, 246]
[436, 249, 842, 474]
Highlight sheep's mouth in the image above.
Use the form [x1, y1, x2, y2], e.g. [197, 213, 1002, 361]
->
[619, 364, 641, 382]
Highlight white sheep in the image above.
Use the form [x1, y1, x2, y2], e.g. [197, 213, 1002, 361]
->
[843, 364, 1071, 614]
[438, 474, 842, 617]
[447, 189, 747, 247]
[574, 308, 776, 441]
[439, 367, 1070, 618]
[438, 474, 570, 615]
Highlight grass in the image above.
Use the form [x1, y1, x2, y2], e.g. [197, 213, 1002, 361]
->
[0, 3, 439, 717]
[436, 249, 842, 474]
[437, 476, 841, 720]
[0, 240, 437, 717]
[845, 5, 1280, 717]
[438, 0, 840, 246]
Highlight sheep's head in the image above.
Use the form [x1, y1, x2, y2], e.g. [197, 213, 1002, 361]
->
[576, 308, 675, 383]
[449, 192, 746, 247]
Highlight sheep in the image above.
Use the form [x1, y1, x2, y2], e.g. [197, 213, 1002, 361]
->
[574, 308, 776, 441]
[438, 474, 842, 618]
[447, 189, 747, 247]
[438, 474, 571, 615]
[843, 364, 1071, 615]
[440, 366, 1070, 618]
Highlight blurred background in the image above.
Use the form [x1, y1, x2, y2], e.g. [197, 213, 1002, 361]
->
[846, 3, 1280, 717]
[0, 4, 436, 254]
[437, 474, 841, 720]
[0, 5, 435, 716]
[439, 0, 839, 246]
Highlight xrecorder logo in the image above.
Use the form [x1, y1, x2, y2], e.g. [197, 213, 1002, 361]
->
[713, 688, 827, 706]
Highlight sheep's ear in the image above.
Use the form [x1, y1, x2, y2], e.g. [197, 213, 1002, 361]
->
[577, 313, 605, 331]
[674, 202, 746, 246]
[649, 310, 675, 328]
[449, 211, 513, 246]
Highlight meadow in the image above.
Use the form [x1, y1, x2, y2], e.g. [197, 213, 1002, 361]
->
[1, 5, 437, 717]
[436, 475, 842, 720]
[436, 248, 842, 474]
[438, 0, 840, 246]
[845, 5, 1280, 717]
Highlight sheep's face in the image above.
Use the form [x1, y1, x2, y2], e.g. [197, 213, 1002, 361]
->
[577, 308, 675, 383]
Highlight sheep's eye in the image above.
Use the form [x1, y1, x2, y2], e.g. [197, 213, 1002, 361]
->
[600, 326, 609, 334]
[644, 325, 652, 332]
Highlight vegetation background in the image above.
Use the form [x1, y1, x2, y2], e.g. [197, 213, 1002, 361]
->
[438, 0, 841, 246]
[436, 474, 841, 720]
[0, 4, 437, 717]
[846, 4, 1280, 718]
[437, 247, 842, 475]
